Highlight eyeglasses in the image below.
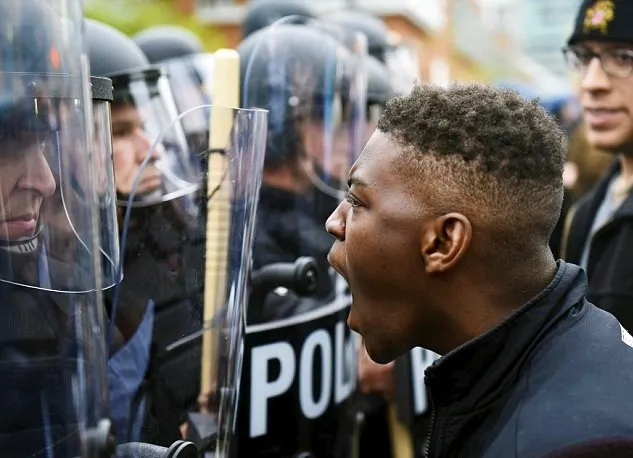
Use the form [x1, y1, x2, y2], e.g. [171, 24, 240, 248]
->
[562, 46, 633, 78]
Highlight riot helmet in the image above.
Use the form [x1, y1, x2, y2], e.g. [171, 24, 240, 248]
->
[321, 9, 390, 62]
[241, 0, 316, 39]
[0, 0, 116, 455]
[133, 26, 214, 159]
[239, 23, 366, 192]
[133, 26, 204, 63]
[322, 9, 420, 94]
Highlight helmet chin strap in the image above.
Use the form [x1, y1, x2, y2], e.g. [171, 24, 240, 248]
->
[0, 222, 42, 254]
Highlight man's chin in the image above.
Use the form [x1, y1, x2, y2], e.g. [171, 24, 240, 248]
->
[364, 341, 398, 365]
[586, 130, 632, 154]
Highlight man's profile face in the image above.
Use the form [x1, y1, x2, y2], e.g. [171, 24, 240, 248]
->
[325, 130, 430, 364]
[0, 131, 56, 241]
[111, 103, 163, 196]
[577, 41, 633, 152]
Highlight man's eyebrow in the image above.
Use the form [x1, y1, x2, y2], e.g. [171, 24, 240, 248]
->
[348, 176, 368, 188]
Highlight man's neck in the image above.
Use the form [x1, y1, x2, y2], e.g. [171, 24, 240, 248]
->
[620, 153, 633, 182]
[434, 253, 558, 355]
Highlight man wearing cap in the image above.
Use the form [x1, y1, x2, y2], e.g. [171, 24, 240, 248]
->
[562, 0, 633, 332]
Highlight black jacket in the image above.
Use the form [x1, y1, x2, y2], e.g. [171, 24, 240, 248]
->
[424, 261, 633, 458]
[562, 161, 633, 332]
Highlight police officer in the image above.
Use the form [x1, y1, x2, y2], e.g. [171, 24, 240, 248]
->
[238, 22, 365, 323]
[85, 18, 207, 445]
[233, 21, 366, 458]
[85, 18, 268, 454]
[0, 0, 116, 455]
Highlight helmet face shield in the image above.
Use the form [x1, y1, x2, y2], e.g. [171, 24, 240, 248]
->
[110, 67, 200, 208]
[241, 20, 367, 203]
[161, 53, 215, 135]
[0, 0, 112, 456]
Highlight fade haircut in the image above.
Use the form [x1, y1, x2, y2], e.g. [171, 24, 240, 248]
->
[376, 82, 567, 251]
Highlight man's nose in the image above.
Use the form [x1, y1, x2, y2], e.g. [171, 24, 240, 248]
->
[19, 149, 56, 198]
[325, 202, 346, 241]
[581, 58, 611, 93]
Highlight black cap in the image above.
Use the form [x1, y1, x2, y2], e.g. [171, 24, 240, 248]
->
[567, 0, 633, 46]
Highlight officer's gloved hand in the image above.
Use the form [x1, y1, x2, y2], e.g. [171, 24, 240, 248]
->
[116, 440, 198, 458]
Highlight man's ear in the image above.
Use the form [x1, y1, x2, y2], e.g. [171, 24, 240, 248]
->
[420, 213, 472, 274]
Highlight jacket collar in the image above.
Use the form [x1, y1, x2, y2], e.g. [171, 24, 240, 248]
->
[425, 261, 587, 408]
[565, 159, 633, 263]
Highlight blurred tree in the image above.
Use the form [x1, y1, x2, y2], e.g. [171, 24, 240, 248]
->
[84, 0, 226, 51]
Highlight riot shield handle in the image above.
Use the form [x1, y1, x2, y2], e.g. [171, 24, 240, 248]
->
[116, 440, 198, 458]
[250, 256, 319, 297]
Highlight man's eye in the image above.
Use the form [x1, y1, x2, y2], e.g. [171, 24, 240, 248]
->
[345, 192, 361, 208]
[576, 51, 594, 64]
[613, 50, 633, 64]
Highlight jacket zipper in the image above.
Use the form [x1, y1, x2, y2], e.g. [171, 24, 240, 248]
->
[424, 383, 437, 458]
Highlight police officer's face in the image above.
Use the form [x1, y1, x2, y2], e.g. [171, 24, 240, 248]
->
[326, 131, 428, 364]
[304, 121, 351, 183]
[111, 103, 163, 196]
[0, 132, 56, 240]
[577, 41, 633, 152]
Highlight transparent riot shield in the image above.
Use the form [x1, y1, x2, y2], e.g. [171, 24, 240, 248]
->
[107, 99, 267, 452]
[236, 19, 365, 458]
[0, 0, 111, 456]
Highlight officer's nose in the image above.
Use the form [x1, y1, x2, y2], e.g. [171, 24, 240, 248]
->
[20, 148, 56, 198]
[325, 202, 346, 241]
[581, 58, 612, 93]
[134, 129, 161, 163]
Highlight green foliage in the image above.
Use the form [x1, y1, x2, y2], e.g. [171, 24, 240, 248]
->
[84, 0, 226, 51]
